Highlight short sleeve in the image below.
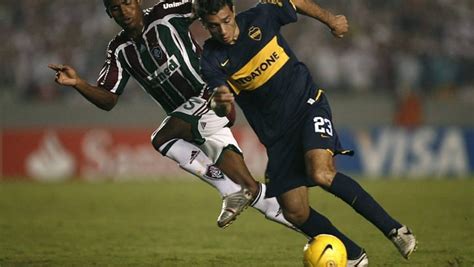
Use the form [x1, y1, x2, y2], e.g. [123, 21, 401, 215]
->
[260, 0, 298, 27]
[97, 43, 130, 94]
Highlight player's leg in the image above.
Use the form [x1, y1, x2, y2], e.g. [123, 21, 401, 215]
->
[215, 148, 259, 194]
[151, 116, 242, 196]
[261, 122, 366, 263]
[303, 92, 416, 259]
[151, 115, 252, 227]
[306, 148, 403, 235]
[277, 186, 365, 261]
[306, 150, 416, 258]
[199, 121, 297, 230]
[215, 146, 298, 231]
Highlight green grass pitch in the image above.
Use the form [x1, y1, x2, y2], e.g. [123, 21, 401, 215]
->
[1, 179, 473, 266]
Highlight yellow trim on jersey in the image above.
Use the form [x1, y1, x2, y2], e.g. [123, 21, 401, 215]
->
[307, 89, 324, 105]
[262, 0, 296, 9]
[326, 149, 334, 156]
[315, 89, 324, 101]
[228, 36, 289, 94]
[289, 0, 296, 10]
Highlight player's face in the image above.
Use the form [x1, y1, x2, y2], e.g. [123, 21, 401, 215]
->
[203, 5, 238, 45]
[106, 0, 143, 32]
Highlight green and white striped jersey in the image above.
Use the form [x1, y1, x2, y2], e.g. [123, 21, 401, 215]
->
[97, 0, 207, 114]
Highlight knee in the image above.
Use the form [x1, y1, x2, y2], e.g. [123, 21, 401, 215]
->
[151, 131, 172, 153]
[282, 207, 309, 226]
[309, 169, 337, 188]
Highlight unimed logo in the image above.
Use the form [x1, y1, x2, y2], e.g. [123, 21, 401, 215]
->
[163, 0, 186, 9]
[147, 55, 180, 84]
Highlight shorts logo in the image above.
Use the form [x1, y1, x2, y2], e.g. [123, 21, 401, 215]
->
[189, 150, 200, 164]
[204, 165, 224, 180]
[249, 26, 262, 41]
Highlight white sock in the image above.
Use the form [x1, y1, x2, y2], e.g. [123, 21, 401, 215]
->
[159, 139, 241, 197]
[252, 183, 303, 234]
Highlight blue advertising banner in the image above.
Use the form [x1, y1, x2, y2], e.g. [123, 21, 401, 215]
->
[336, 127, 474, 177]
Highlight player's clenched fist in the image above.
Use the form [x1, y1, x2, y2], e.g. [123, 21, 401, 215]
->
[210, 86, 234, 117]
[329, 15, 348, 38]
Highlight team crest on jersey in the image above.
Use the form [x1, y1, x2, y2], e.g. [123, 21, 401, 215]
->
[151, 46, 163, 60]
[249, 26, 262, 41]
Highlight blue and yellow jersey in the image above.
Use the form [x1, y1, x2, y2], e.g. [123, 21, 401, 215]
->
[201, 0, 320, 146]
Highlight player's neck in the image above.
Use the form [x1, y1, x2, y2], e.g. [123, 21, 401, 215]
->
[229, 24, 240, 45]
[233, 25, 240, 42]
[125, 24, 144, 41]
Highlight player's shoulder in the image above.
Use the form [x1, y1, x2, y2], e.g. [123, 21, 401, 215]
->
[144, 0, 193, 21]
[238, 3, 267, 19]
[201, 38, 228, 67]
[106, 31, 130, 55]
[248, 1, 290, 14]
[236, 2, 281, 25]
[203, 38, 224, 54]
[254, 0, 297, 17]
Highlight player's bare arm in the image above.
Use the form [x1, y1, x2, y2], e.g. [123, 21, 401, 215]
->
[209, 86, 234, 117]
[294, 0, 348, 37]
[262, 0, 348, 38]
[48, 64, 118, 111]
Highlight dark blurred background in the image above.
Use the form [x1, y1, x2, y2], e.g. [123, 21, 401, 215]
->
[1, 0, 474, 180]
[1, 0, 473, 128]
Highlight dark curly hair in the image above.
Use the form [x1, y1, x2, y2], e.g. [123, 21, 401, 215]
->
[103, 0, 111, 8]
[194, 0, 234, 20]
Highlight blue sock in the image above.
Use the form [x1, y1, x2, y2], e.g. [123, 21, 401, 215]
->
[329, 172, 402, 236]
[299, 208, 363, 260]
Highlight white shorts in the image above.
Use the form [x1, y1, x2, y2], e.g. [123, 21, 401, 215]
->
[153, 97, 241, 163]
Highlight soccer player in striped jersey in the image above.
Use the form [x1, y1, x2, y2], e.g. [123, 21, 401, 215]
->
[197, 0, 416, 265]
[48, 0, 298, 230]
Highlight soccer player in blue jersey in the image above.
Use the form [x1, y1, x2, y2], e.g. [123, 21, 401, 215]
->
[48, 0, 299, 231]
[197, 0, 417, 265]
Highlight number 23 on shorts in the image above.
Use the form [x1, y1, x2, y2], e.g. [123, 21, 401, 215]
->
[313, 116, 333, 137]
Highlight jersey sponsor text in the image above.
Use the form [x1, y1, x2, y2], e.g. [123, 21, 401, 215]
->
[146, 55, 180, 84]
[229, 36, 289, 93]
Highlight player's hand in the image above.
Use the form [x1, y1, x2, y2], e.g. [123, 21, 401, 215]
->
[329, 15, 348, 38]
[210, 86, 233, 117]
[48, 64, 79, 87]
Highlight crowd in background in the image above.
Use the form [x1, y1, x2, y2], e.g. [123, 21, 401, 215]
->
[1, 0, 473, 103]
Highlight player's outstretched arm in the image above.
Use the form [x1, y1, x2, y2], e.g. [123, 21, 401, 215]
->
[48, 64, 118, 111]
[209, 86, 234, 117]
[288, 0, 348, 38]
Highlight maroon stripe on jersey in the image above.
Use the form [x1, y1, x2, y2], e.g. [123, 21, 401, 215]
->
[168, 72, 196, 100]
[98, 62, 119, 91]
[194, 102, 209, 117]
[144, 28, 167, 66]
[189, 31, 203, 56]
[123, 45, 151, 78]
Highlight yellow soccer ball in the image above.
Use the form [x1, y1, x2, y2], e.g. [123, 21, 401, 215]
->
[303, 234, 348, 267]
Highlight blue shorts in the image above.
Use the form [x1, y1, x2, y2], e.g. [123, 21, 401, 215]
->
[264, 92, 353, 198]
